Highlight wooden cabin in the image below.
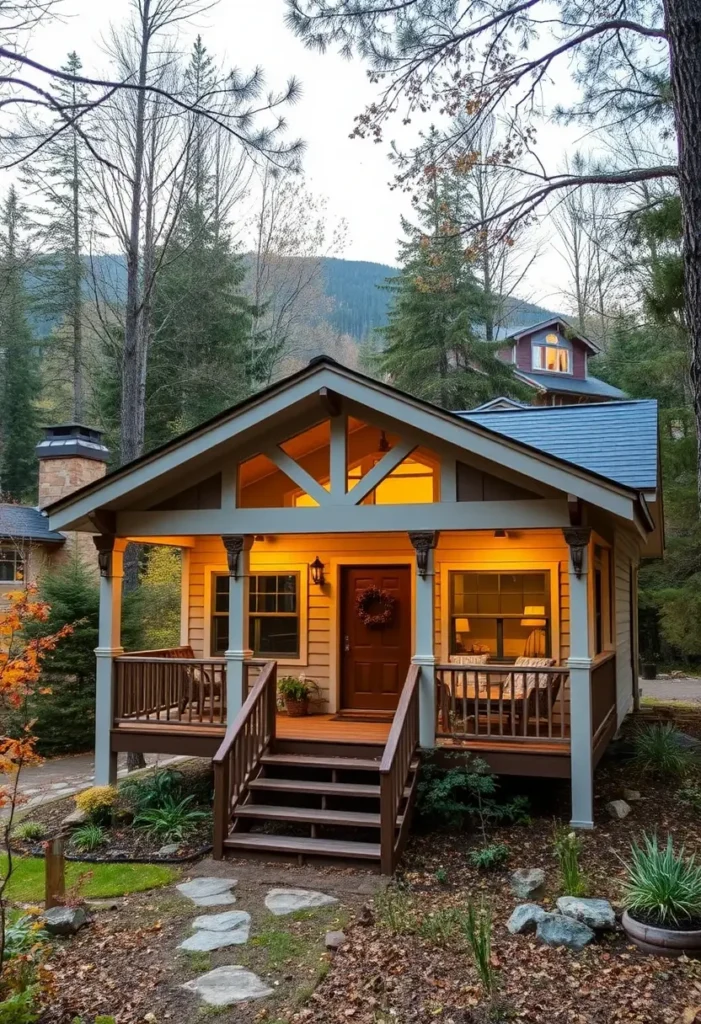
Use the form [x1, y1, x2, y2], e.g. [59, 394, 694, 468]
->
[44, 358, 662, 873]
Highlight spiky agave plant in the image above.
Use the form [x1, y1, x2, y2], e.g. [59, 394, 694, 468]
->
[622, 834, 701, 928]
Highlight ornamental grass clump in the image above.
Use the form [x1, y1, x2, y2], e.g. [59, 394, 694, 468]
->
[553, 826, 587, 896]
[461, 901, 494, 996]
[622, 834, 701, 928]
[630, 723, 697, 780]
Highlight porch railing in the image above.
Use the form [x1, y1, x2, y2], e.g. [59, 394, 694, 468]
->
[591, 652, 617, 747]
[435, 663, 570, 745]
[115, 648, 226, 727]
[213, 660, 277, 858]
[379, 663, 420, 875]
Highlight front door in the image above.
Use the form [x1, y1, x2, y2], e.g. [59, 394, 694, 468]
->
[340, 565, 412, 712]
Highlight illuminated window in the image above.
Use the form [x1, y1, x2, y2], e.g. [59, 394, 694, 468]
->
[0, 546, 24, 583]
[532, 332, 572, 374]
[212, 573, 300, 657]
[293, 457, 435, 505]
[449, 571, 551, 659]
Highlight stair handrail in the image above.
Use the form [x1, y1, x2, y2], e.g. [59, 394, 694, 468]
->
[213, 660, 277, 858]
[379, 663, 421, 874]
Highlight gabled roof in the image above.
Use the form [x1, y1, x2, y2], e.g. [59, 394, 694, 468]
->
[514, 370, 626, 400]
[470, 397, 532, 413]
[508, 316, 600, 354]
[459, 400, 658, 491]
[0, 504, 65, 544]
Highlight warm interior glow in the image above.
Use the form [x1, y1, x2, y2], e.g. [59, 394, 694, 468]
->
[533, 333, 571, 374]
[294, 455, 436, 505]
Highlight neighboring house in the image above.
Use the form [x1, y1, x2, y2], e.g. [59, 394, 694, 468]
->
[44, 357, 661, 872]
[497, 316, 626, 405]
[0, 425, 109, 603]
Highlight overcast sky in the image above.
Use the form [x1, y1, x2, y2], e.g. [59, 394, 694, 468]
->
[25, 0, 589, 310]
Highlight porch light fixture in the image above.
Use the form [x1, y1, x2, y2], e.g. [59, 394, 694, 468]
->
[378, 430, 390, 453]
[521, 606, 546, 627]
[310, 556, 326, 587]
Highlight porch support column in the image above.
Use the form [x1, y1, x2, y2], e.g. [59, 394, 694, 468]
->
[222, 535, 253, 722]
[409, 531, 439, 749]
[564, 527, 594, 829]
[93, 536, 126, 786]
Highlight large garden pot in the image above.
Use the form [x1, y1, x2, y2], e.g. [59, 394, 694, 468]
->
[622, 910, 701, 958]
[641, 662, 657, 680]
[285, 697, 309, 718]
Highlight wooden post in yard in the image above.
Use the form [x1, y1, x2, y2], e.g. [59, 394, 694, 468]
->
[45, 836, 66, 909]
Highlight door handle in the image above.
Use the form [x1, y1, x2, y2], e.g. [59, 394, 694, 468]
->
[344, 635, 351, 652]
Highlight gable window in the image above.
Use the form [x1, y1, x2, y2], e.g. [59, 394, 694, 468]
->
[532, 332, 572, 374]
[0, 545, 24, 583]
[211, 572, 300, 658]
[449, 571, 551, 660]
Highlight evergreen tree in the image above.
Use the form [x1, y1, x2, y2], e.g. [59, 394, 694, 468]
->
[0, 187, 40, 501]
[377, 153, 522, 409]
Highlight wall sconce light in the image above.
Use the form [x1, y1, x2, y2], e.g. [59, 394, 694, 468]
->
[310, 556, 326, 587]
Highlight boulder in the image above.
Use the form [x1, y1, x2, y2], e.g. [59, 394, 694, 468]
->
[536, 912, 595, 950]
[556, 897, 616, 931]
[506, 904, 548, 935]
[622, 789, 642, 802]
[510, 868, 546, 900]
[42, 906, 89, 936]
[61, 808, 87, 828]
[325, 930, 347, 950]
[606, 799, 631, 820]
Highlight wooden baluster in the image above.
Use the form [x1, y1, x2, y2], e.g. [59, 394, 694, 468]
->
[547, 673, 553, 738]
[498, 674, 504, 737]
[509, 671, 516, 738]
[535, 673, 541, 738]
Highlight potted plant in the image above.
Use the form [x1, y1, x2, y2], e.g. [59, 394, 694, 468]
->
[278, 675, 313, 717]
[620, 834, 701, 957]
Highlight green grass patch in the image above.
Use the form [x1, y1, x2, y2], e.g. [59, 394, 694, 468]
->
[250, 928, 307, 968]
[0, 856, 178, 903]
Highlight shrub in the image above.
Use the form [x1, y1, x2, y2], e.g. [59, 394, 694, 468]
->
[417, 754, 529, 834]
[75, 786, 118, 825]
[461, 902, 494, 996]
[11, 823, 45, 844]
[3, 917, 47, 960]
[71, 824, 106, 854]
[0, 985, 40, 1024]
[134, 795, 209, 843]
[630, 723, 698, 779]
[468, 843, 510, 871]
[622, 834, 701, 928]
[553, 826, 587, 896]
[121, 768, 185, 812]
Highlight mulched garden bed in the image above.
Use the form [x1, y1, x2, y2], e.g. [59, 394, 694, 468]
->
[13, 760, 214, 862]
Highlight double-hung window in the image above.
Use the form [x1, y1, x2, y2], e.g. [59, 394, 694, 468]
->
[212, 572, 300, 658]
[0, 546, 24, 583]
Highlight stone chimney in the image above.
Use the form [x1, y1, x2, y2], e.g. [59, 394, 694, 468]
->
[36, 424, 109, 510]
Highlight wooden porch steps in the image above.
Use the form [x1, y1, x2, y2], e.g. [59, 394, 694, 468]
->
[235, 804, 395, 828]
[259, 753, 382, 771]
[222, 833, 381, 860]
[247, 777, 405, 799]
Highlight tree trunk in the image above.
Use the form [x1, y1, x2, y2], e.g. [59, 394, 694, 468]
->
[71, 103, 83, 422]
[664, 0, 701, 509]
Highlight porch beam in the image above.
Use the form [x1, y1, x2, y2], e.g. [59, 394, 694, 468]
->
[93, 536, 127, 786]
[117, 498, 572, 537]
[329, 414, 348, 499]
[338, 439, 416, 506]
[565, 527, 594, 829]
[263, 445, 331, 507]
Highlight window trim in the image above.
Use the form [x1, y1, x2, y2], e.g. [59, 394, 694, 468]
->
[203, 562, 308, 665]
[591, 538, 614, 656]
[440, 559, 561, 664]
[531, 332, 573, 376]
[0, 544, 25, 585]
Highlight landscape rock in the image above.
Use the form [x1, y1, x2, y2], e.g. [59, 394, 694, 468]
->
[177, 877, 237, 907]
[510, 868, 546, 900]
[622, 789, 642, 802]
[557, 896, 616, 931]
[674, 732, 701, 752]
[178, 911, 250, 952]
[325, 929, 346, 950]
[264, 888, 339, 916]
[157, 843, 180, 857]
[506, 903, 548, 935]
[191, 910, 251, 934]
[85, 899, 119, 912]
[42, 906, 89, 936]
[182, 966, 273, 1005]
[606, 799, 631, 820]
[61, 808, 87, 828]
[536, 912, 596, 950]
[108, 849, 129, 859]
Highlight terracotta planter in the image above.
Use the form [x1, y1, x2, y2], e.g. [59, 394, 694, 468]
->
[622, 910, 701, 958]
[285, 697, 309, 718]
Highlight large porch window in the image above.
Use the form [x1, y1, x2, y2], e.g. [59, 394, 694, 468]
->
[212, 572, 300, 657]
[449, 571, 551, 660]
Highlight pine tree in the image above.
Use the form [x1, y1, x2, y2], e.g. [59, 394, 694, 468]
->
[378, 152, 522, 409]
[0, 187, 40, 501]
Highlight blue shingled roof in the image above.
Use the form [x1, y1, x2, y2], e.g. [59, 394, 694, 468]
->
[516, 370, 626, 399]
[458, 400, 658, 491]
[0, 504, 65, 543]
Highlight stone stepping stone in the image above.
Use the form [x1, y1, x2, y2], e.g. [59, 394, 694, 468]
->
[182, 965, 273, 1005]
[176, 877, 237, 907]
[178, 910, 251, 952]
[264, 887, 338, 916]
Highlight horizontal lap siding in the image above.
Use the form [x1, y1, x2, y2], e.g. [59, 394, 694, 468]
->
[614, 528, 639, 724]
[188, 530, 572, 711]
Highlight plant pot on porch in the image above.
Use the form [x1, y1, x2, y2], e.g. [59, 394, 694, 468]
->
[285, 697, 310, 718]
[622, 911, 701, 958]
[642, 662, 657, 680]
